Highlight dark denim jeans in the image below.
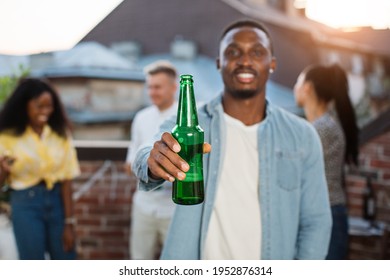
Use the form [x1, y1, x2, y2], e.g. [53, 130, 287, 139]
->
[326, 204, 349, 260]
[10, 182, 76, 260]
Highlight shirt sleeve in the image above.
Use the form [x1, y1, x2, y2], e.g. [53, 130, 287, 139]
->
[62, 137, 81, 180]
[127, 113, 142, 166]
[0, 139, 5, 155]
[0, 134, 10, 154]
[133, 116, 176, 191]
[296, 125, 332, 260]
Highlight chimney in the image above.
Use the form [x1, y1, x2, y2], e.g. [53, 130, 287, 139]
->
[111, 41, 142, 63]
[170, 37, 197, 60]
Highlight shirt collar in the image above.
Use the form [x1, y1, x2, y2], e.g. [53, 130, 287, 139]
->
[26, 124, 51, 139]
[205, 93, 274, 122]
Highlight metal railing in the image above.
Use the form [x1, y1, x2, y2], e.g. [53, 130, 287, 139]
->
[72, 140, 131, 201]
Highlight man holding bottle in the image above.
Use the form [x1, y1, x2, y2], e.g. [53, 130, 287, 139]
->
[133, 20, 332, 259]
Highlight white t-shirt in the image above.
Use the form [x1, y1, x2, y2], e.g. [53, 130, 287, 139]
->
[203, 113, 261, 260]
[126, 103, 177, 218]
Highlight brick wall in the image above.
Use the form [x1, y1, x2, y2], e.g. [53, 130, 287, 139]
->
[73, 160, 136, 260]
[345, 130, 390, 259]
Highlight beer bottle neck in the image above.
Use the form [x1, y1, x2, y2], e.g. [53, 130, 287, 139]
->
[176, 80, 199, 127]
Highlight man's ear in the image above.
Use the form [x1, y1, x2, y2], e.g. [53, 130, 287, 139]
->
[270, 56, 277, 73]
[216, 57, 220, 70]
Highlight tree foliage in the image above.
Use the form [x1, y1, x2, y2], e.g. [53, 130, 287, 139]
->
[0, 64, 30, 105]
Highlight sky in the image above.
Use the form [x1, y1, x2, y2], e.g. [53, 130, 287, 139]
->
[0, 0, 389, 56]
[0, 0, 123, 55]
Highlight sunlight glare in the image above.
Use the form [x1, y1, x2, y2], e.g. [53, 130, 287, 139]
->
[304, 0, 390, 29]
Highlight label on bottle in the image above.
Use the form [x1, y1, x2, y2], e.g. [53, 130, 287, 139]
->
[184, 172, 203, 182]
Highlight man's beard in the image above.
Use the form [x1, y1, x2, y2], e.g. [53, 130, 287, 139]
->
[229, 89, 258, 99]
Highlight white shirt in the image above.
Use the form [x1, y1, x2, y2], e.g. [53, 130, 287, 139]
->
[126, 103, 177, 218]
[203, 113, 261, 259]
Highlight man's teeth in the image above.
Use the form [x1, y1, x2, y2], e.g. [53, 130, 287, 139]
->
[237, 73, 254, 78]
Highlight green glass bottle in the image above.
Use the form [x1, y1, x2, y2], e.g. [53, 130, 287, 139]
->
[171, 74, 204, 205]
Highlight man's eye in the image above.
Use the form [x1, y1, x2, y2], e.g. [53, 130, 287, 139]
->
[226, 48, 240, 58]
[252, 49, 266, 57]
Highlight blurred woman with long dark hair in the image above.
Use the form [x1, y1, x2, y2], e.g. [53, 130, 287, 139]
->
[0, 78, 80, 259]
[294, 64, 359, 259]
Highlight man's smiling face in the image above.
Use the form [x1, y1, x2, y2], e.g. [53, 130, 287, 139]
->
[218, 26, 275, 100]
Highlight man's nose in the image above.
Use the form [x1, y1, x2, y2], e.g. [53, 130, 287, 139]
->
[237, 53, 253, 66]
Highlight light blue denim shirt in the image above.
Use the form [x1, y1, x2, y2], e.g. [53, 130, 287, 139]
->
[133, 95, 332, 260]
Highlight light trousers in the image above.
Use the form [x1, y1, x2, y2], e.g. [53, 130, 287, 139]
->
[130, 205, 171, 260]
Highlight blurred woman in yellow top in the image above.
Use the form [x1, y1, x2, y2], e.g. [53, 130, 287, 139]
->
[0, 78, 80, 260]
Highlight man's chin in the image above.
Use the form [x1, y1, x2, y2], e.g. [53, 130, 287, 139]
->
[230, 89, 258, 99]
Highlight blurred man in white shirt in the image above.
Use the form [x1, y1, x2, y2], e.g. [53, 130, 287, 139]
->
[124, 60, 177, 259]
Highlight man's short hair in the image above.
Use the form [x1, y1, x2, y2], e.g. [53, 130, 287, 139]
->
[143, 60, 177, 79]
[220, 19, 274, 55]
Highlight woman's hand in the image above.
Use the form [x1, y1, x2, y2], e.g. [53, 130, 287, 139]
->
[0, 152, 16, 185]
[61, 180, 76, 252]
[0, 153, 15, 173]
[63, 224, 76, 252]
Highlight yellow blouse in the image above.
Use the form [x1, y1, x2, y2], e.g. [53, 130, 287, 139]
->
[0, 125, 80, 190]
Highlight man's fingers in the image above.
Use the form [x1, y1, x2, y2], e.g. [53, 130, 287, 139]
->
[155, 140, 189, 172]
[147, 154, 184, 182]
[147, 135, 211, 182]
[148, 145, 187, 182]
[161, 132, 211, 155]
[147, 134, 184, 182]
[203, 142, 212, 154]
[161, 132, 181, 153]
